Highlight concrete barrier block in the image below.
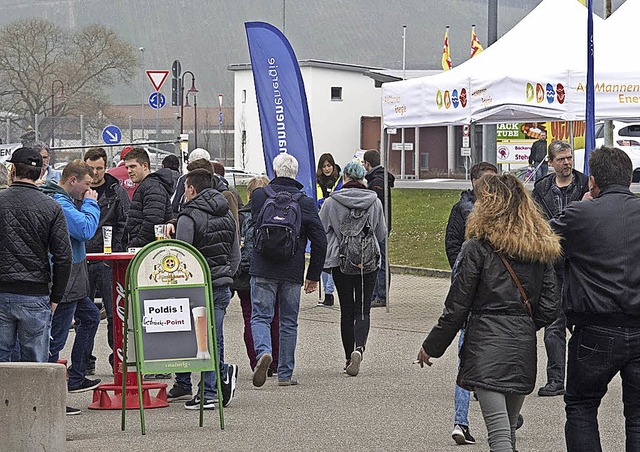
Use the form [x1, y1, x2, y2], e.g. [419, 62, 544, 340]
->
[0, 362, 66, 451]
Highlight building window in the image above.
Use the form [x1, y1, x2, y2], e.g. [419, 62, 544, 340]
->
[242, 90, 246, 103]
[331, 86, 342, 101]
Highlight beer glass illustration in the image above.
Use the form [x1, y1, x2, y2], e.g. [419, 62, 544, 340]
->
[192, 307, 210, 359]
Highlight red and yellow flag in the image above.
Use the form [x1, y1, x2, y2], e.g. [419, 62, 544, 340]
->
[442, 26, 452, 71]
[471, 25, 483, 58]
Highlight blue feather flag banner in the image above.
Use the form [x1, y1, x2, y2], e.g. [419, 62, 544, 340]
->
[584, 0, 596, 175]
[245, 21, 316, 199]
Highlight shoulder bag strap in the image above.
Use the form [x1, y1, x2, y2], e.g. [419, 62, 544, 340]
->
[496, 251, 533, 317]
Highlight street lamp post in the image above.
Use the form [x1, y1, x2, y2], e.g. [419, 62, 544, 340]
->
[50, 79, 65, 147]
[218, 93, 224, 164]
[182, 71, 198, 148]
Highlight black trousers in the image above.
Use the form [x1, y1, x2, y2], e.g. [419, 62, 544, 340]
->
[332, 267, 377, 360]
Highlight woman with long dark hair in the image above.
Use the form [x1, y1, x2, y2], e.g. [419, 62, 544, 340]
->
[319, 162, 386, 376]
[316, 153, 342, 306]
[417, 173, 560, 452]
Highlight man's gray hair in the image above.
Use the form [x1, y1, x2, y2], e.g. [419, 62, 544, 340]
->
[547, 140, 572, 161]
[32, 141, 50, 153]
[273, 152, 298, 178]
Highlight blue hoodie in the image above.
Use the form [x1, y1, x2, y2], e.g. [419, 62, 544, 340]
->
[42, 180, 100, 263]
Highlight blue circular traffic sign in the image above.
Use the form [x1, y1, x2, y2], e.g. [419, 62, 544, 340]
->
[102, 125, 122, 145]
[149, 92, 166, 109]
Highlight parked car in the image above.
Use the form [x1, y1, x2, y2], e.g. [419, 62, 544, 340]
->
[224, 167, 261, 187]
[575, 121, 640, 181]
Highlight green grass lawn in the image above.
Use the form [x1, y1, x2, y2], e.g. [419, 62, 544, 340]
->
[389, 188, 461, 270]
[235, 184, 461, 271]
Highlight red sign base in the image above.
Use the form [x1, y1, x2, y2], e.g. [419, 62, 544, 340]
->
[88, 382, 168, 410]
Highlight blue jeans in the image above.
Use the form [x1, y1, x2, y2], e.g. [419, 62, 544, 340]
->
[321, 271, 334, 295]
[88, 261, 114, 353]
[372, 239, 390, 302]
[454, 328, 471, 426]
[543, 310, 566, 386]
[48, 297, 101, 388]
[534, 161, 548, 182]
[250, 276, 301, 381]
[565, 325, 640, 452]
[0, 293, 52, 363]
[176, 286, 231, 399]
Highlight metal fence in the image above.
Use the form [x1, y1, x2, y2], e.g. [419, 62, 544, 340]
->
[2, 113, 234, 168]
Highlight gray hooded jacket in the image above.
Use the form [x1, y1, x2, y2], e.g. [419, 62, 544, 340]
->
[319, 186, 387, 269]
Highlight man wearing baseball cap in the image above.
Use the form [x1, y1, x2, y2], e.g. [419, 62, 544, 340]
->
[0, 147, 72, 363]
[107, 146, 138, 200]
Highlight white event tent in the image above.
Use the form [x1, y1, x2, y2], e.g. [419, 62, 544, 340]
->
[383, 0, 608, 128]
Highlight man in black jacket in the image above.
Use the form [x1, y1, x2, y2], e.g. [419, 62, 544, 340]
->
[84, 147, 130, 371]
[122, 147, 174, 248]
[533, 140, 588, 398]
[444, 161, 496, 445]
[363, 150, 395, 308]
[550, 147, 640, 451]
[0, 147, 72, 363]
[250, 153, 327, 387]
[528, 130, 548, 181]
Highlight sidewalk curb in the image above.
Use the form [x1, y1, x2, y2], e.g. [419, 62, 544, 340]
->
[390, 265, 450, 279]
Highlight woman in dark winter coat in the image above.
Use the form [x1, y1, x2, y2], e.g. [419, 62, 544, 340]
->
[417, 173, 560, 452]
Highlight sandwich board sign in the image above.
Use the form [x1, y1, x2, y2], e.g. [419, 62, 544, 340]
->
[122, 239, 224, 433]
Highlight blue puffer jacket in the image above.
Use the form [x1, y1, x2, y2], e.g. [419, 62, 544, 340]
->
[42, 180, 100, 263]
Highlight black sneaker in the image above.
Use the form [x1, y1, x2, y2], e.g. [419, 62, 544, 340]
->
[452, 424, 476, 445]
[370, 298, 386, 308]
[184, 395, 216, 410]
[322, 294, 334, 306]
[68, 378, 101, 393]
[66, 406, 81, 416]
[538, 382, 565, 397]
[516, 413, 524, 430]
[222, 364, 238, 407]
[267, 368, 277, 377]
[167, 383, 193, 402]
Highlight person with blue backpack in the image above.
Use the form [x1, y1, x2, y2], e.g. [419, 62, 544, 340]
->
[250, 153, 327, 387]
[318, 162, 387, 376]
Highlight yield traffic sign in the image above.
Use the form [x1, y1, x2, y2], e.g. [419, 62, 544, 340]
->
[102, 125, 122, 145]
[146, 70, 169, 92]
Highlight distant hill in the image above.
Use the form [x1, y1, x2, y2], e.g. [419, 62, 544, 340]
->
[0, 0, 625, 107]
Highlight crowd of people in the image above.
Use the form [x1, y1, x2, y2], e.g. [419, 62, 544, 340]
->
[0, 144, 393, 416]
[3, 138, 636, 452]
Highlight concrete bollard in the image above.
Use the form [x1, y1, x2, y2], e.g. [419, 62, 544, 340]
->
[0, 362, 66, 451]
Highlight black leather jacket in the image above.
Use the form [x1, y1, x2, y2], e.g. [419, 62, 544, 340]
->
[423, 239, 558, 394]
[532, 170, 589, 220]
[551, 185, 640, 327]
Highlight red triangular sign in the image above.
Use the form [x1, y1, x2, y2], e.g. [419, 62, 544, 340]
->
[146, 70, 169, 92]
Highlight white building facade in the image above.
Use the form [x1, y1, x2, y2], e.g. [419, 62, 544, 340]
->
[229, 60, 383, 175]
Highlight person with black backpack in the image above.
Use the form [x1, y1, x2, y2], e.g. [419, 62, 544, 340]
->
[318, 161, 387, 377]
[250, 153, 327, 387]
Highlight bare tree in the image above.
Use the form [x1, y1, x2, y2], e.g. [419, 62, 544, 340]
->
[0, 19, 138, 138]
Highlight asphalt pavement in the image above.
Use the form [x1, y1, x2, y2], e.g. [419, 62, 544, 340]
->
[61, 272, 627, 451]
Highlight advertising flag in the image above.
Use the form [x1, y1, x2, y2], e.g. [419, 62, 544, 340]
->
[584, 0, 595, 175]
[441, 26, 452, 71]
[471, 25, 484, 58]
[244, 21, 316, 198]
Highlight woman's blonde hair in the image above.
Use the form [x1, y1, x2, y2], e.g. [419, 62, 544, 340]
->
[466, 173, 561, 264]
[247, 176, 270, 200]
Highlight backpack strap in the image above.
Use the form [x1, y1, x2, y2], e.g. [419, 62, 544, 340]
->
[264, 184, 304, 201]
